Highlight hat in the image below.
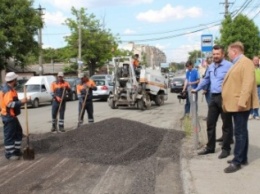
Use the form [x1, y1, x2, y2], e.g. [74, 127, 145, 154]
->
[78, 73, 85, 78]
[57, 72, 64, 77]
[5, 72, 19, 82]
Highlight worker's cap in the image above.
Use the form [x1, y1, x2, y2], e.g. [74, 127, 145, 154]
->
[5, 72, 19, 82]
[57, 72, 64, 77]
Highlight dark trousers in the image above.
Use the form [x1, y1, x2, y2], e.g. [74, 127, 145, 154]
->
[206, 94, 233, 151]
[231, 111, 250, 165]
[79, 100, 94, 123]
[52, 100, 66, 128]
[2, 116, 23, 159]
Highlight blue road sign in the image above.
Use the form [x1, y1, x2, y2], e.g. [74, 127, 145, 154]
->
[201, 34, 213, 52]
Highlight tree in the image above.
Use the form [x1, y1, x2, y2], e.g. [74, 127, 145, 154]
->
[0, 0, 42, 70]
[218, 14, 260, 58]
[188, 50, 204, 63]
[64, 7, 119, 76]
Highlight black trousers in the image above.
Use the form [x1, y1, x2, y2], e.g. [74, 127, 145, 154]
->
[206, 94, 233, 151]
[79, 100, 94, 123]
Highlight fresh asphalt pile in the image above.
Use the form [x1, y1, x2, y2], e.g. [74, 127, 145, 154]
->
[30, 118, 185, 165]
[0, 118, 185, 194]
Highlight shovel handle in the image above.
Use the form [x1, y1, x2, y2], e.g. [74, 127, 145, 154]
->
[24, 85, 29, 137]
[78, 88, 89, 126]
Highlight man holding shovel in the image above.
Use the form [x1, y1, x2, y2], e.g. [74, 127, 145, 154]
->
[77, 73, 97, 126]
[1, 72, 28, 160]
[50, 72, 70, 133]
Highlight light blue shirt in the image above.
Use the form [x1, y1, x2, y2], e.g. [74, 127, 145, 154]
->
[195, 59, 233, 93]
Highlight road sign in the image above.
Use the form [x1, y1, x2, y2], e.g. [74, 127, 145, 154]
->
[201, 34, 213, 52]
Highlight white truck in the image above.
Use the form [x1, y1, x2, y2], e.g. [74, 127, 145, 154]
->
[108, 56, 168, 110]
[18, 75, 56, 108]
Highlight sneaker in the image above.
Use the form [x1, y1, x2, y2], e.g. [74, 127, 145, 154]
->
[255, 116, 260, 120]
[8, 155, 20, 161]
[249, 114, 253, 120]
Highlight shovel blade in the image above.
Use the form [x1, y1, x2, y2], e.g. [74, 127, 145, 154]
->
[23, 147, 35, 160]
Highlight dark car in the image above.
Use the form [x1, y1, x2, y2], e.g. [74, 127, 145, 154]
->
[64, 78, 80, 101]
[170, 77, 185, 93]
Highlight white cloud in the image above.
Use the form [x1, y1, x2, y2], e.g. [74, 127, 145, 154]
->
[44, 11, 66, 26]
[123, 29, 136, 35]
[167, 43, 200, 62]
[136, 4, 202, 23]
[41, 0, 153, 10]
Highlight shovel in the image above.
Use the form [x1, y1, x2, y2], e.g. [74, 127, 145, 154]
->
[77, 88, 89, 129]
[23, 85, 35, 160]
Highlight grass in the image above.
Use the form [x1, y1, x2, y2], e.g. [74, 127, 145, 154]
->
[183, 116, 192, 137]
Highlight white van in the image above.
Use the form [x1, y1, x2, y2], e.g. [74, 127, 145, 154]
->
[18, 76, 56, 108]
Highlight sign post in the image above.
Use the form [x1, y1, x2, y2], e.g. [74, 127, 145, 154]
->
[201, 34, 213, 52]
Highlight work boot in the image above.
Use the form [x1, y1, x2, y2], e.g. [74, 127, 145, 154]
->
[51, 125, 57, 133]
[59, 126, 65, 133]
[8, 155, 20, 161]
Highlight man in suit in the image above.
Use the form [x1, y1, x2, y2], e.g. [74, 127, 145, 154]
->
[222, 41, 259, 173]
[192, 45, 233, 159]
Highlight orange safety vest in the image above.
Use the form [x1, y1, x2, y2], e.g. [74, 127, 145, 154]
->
[133, 59, 139, 68]
[77, 79, 96, 100]
[51, 81, 70, 98]
[1, 84, 20, 117]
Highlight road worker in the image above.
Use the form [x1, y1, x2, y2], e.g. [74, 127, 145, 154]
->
[1, 72, 28, 160]
[133, 54, 140, 68]
[77, 72, 97, 125]
[50, 72, 70, 132]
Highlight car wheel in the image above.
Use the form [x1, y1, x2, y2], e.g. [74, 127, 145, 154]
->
[32, 98, 39, 108]
[155, 94, 164, 106]
[137, 99, 145, 110]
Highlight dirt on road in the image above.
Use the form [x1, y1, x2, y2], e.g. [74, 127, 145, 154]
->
[0, 118, 185, 194]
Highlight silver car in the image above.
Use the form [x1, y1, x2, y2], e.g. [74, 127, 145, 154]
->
[92, 79, 114, 101]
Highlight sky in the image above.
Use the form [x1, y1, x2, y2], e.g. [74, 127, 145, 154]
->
[33, 0, 260, 63]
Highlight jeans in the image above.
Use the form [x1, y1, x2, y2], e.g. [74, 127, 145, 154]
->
[250, 108, 259, 117]
[184, 88, 198, 115]
[206, 94, 233, 151]
[231, 110, 250, 165]
[250, 86, 260, 117]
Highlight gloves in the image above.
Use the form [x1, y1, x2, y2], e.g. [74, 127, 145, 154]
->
[55, 96, 62, 102]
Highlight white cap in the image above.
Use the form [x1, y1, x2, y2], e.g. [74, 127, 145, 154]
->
[78, 73, 85, 78]
[5, 72, 19, 82]
[57, 72, 64, 77]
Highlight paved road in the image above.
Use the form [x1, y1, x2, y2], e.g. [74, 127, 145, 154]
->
[0, 92, 185, 194]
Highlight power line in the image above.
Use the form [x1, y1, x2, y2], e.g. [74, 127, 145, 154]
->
[121, 23, 221, 43]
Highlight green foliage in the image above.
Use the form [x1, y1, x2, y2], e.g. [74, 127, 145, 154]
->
[0, 0, 42, 70]
[64, 7, 119, 76]
[219, 14, 260, 58]
[188, 50, 204, 63]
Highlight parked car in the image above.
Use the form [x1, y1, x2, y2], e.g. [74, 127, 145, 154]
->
[92, 79, 114, 101]
[170, 76, 185, 93]
[64, 77, 80, 101]
[17, 76, 56, 108]
[90, 74, 113, 81]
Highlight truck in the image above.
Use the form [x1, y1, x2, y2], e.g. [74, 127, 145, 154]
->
[18, 75, 56, 108]
[108, 56, 168, 110]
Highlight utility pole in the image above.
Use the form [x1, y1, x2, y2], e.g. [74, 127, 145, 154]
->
[220, 0, 233, 18]
[36, 5, 45, 75]
[78, 13, 82, 74]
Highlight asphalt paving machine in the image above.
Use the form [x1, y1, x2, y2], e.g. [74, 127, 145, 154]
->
[108, 56, 168, 110]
